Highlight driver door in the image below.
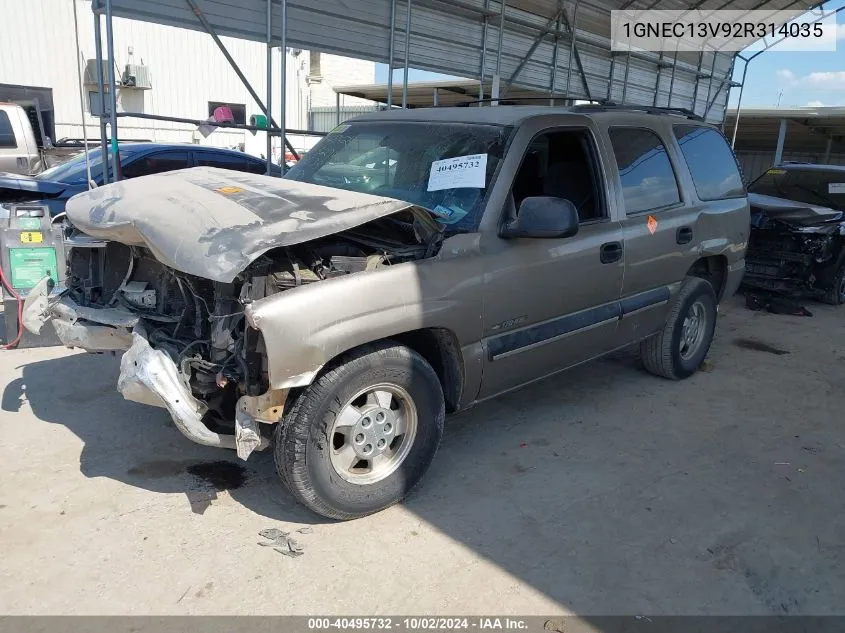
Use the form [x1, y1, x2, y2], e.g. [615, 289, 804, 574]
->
[478, 127, 625, 399]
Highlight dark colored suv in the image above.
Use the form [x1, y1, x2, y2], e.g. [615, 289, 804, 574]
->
[745, 163, 845, 303]
[0, 143, 280, 217]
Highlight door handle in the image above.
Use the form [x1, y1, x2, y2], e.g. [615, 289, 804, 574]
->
[676, 227, 693, 244]
[600, 241, 623, 264]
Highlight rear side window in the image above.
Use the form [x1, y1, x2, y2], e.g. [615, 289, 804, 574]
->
[609, 128, 680, 214]
[196, 152, 260, 173]
[123, 151, 190, 178]
[0, 111, 17, 148]
[674, 125, 745, 200]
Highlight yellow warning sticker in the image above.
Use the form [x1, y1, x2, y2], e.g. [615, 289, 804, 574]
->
[647, 215, 658, 235]
[20, 231, 43, 244]
[215, 186, 242, 195]
[767, 169, 786, 175]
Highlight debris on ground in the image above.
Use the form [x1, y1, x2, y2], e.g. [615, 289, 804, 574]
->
[297, 526, 313, 534]
[258, 528, 305, 558]
[745, 292, 813, 316]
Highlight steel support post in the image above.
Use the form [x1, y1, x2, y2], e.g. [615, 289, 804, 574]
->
[774, 118, 788, 165]
[92, 9, 109, 183]
[689, 51, 703, 114]
[824, 137, 833, 163]
[280, 0, 287, 171]
[479, 0, 489, 100]
[265, 0, 273, 174]
[104, 0, 120, 180]
[549, 9, 561, 103]
[493, 0, 506, 104]
[387, 0, 397, 107]
[564, 0, 580, 101]
[402, 0, 412, 108]
[621, 51, 631, 104]
[731, 60, 748, 149]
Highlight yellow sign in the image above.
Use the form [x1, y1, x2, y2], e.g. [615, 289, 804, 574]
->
[20, 231, 43, 244]
[215, 186, 242, 195]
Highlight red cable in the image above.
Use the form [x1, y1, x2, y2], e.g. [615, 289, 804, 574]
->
[0, 263, 23, 350]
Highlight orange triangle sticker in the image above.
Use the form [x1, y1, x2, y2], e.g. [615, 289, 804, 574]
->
[647, 215, 658, 235]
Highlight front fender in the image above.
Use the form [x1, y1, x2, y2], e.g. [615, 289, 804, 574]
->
[245, 258, 481, 390]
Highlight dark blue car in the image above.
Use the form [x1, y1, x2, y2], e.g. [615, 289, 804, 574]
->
[0, 143, 281, 216]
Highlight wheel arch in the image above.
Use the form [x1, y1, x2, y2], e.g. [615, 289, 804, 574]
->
[316, 327, 465, 414]
[687, 255, 728, 302]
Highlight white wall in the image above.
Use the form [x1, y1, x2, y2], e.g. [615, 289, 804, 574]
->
[306, 52, 377, 109]
[0, 0, 372, 159]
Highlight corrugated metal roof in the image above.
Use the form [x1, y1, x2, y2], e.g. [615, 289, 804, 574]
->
[92, 0, 824, 124]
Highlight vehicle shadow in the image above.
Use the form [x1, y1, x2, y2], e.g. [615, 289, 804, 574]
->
[4, 332, 843, 614]
[0, 350, 322, 524]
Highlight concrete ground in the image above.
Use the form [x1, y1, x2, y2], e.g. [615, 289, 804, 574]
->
[0, 294, 843, 615]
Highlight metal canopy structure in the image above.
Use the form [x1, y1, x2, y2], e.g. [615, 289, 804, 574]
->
[334, 79, 579, 107]
[725, 107, 845, 161]
[89, 0, 825, 182]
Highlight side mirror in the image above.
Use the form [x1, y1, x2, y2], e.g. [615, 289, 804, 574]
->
[500, 196, 579, 239]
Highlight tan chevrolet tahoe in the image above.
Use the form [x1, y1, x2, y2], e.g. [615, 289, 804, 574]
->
[23, 105, 749, 519]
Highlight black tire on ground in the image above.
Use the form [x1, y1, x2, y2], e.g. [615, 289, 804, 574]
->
[275, 341, 445, 520]
[820, 263, 845, 306]
[640, 276, 718, 380]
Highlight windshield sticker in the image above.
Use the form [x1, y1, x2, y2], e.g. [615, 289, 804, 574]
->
[432, 204, 469, 225]
[767, 169, 786, 175]
[829, 183, 845, 194]
[427, 154, 488, 191]
[330, 124, 350, 135]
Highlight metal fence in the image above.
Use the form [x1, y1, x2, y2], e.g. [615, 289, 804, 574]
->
[308, 105, 382, 133]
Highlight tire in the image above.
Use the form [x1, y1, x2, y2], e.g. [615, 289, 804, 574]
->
[275, 341, 445, 520]
[820, 263, 845, 306]
[640, 277, 717, 380]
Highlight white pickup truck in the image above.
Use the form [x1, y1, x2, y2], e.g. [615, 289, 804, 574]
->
[0, 103, 134, 176]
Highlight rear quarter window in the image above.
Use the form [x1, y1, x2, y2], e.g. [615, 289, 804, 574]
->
[673, 125, 745, 200]
[0, 111, 17, 148]
[609, 127, 681, 214]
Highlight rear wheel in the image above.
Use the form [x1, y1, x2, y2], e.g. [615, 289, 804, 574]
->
[641, 277, 717, 380]
[275, 342, 445, 520]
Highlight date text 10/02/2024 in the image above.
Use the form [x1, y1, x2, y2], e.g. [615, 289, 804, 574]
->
[307, 617, 529, 630]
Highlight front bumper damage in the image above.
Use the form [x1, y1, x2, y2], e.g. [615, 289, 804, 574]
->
[23, 277, 270, 460]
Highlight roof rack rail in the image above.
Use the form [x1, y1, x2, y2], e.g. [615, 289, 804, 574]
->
[450, 98, 705, 121]
[570, 103, 705, 121]
[453, 97, 613, 108]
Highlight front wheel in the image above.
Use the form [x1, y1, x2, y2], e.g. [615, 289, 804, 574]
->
[641, 277, 717, 380]
[275, 342, 445, 520]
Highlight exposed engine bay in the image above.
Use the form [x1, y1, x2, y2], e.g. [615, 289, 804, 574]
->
[59, 209, 440, 429]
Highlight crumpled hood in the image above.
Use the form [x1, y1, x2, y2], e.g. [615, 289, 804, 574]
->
[748, 192, 843, 228]
[65, 166, 419, 282]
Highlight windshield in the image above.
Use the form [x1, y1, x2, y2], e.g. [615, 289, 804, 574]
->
[285, 121, 512, 232]
[36, 148, 127, 184]
[749, 168, 845, 211]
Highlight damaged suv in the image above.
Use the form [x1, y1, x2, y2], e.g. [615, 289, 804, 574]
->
[23, 106, 749, 519]
[745, 164, 845, 303]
